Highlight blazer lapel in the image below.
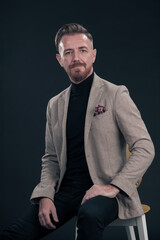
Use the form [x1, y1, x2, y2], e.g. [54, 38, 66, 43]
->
[84, 73, 104, 146]
[57, 85, 71, 168]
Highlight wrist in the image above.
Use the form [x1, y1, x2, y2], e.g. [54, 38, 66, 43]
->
[110, 184, 120, 192]
[39, 197, 52, 203]
[108, 184, 120, 196]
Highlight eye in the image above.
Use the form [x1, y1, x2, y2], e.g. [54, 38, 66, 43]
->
[80, 49, 87, 53]
[64, 51, 72, 55]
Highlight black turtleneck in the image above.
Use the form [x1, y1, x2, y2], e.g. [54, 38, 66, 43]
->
[62, 73, 94, 187]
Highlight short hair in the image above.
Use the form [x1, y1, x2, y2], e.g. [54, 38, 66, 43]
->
[55, 23, 93, 52]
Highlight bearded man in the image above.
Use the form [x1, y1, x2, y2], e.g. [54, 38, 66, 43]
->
[1, 23, 154, 240]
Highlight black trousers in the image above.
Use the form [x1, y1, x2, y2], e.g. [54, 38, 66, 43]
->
[1, 181, 118, 240]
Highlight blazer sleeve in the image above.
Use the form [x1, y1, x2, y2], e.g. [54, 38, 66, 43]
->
[30, 101, 60, 203]
[111, 86, 155, 197]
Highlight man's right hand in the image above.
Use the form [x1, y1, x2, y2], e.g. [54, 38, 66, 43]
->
[38, 197, 59, 230]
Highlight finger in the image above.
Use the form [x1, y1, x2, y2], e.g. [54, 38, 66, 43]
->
[51, 207, 59, 223]
[40, 212, 56, 229]
[39, 215, 45, 227]
[81, 196, 85, 205]
[81, 194, 88, 205]
[39, 212, 47, 227]
[44, 213, 57, 229]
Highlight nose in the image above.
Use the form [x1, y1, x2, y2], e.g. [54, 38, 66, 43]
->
[73, 50, 80, 62]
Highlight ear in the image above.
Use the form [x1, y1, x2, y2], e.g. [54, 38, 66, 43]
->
[92, 49, 97, 63]
[56, 54, 63, 67]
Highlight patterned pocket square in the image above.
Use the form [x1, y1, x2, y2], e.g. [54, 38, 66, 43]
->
[94, 105, 106, 116]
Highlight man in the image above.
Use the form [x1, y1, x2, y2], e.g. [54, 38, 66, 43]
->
[1, 23, 155, 240]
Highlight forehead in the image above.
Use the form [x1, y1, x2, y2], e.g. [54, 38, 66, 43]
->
[59, 33, 92, 51]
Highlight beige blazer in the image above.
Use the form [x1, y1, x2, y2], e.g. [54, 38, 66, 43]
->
[31, 73, 155, 219]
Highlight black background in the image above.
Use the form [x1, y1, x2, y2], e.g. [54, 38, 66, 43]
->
[1, 0, 160, 239]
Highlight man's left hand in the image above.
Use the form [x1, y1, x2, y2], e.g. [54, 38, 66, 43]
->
[81, 184, 120, 205]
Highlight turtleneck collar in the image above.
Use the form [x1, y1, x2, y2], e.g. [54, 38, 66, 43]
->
[71, 72, 94, 95]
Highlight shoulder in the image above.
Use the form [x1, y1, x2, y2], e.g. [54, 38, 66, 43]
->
[94, 73, 129, 98]
[47, 85, 71, 109]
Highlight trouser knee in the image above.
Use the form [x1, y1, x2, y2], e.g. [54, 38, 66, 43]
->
[77, 201, 104, 229]
[77, 196, 118, 229]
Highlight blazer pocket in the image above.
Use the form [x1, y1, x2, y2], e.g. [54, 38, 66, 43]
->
[93, 110, 109, 119]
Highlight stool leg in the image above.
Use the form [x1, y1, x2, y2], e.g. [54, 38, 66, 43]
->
[125, 226, 136, 240]
[75, 226, 78, 240]
[136, 215, 149, 240]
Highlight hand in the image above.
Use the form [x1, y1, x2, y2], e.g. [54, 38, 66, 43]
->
[81, 184, 120, 205]
[38, 198, 59, 229]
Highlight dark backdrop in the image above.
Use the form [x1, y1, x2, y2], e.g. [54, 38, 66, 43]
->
[1, 0, 160, 239]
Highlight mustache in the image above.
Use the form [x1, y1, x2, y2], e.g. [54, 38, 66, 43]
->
[69, 62, 86, 69]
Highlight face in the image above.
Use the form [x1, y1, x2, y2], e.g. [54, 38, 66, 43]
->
[56, 33, 97, 84]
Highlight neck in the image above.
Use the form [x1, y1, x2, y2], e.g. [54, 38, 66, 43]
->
[70, 72, 94, 94]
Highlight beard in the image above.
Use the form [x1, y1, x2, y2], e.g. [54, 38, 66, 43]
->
[66, 62, 93, 84]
